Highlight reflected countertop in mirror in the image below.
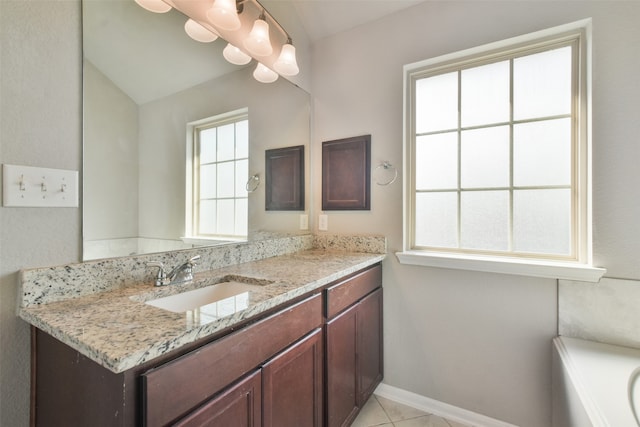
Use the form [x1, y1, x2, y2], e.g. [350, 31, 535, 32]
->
[82, 0, 311, 261]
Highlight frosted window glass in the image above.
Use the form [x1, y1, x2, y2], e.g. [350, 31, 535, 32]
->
[461, 60, 510, 127]
[416, 132, 458, 190]
[236, 120, 249, 159]
[217, 123, 236, 161]
[235, 198, 248, 235]
[192, 113, 250, 240]
[235, 159, 248, 197]
[217, 199, 235, 235]
[513, 189, 571, 254]
[461, 191, 509, 251]
[199, 200, 216, 234]
[415, 192, 458, 248]
[415, 72, 458, 133]
[199, 128, 216, 164]
[461, 126, 510, 188]
[200, 164, 216, 199]
[514, 118, 571, 187]
[217, 162, 234, 198]
[514, 46, 572, 120]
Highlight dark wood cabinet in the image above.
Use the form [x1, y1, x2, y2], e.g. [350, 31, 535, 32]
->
[325, 266, 383, 427]
[31, 263, 382, 427]
[141, 294, 322, 427]
[321, 135, 371, 211]
[326, 306, 358, 427]
[174, 370, 262, 427]
[142, 294, 322, 426]
[263, 329, 324, 427]
[32, 329, 138, 427]
[355, 289, 383, 406]
[177, 328, 323, 427]
[265, 145, 305, 211]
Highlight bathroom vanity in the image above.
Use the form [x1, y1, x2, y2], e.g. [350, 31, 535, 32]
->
[20, 240, 384, 427]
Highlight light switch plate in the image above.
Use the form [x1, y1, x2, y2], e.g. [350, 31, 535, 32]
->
[2, 164, 79, 207]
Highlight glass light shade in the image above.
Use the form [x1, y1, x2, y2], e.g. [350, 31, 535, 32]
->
[207, 0, 241, 31]
[223, 43, 252, 65]
[134, 0, 171, 13]
[244, 19, 273, 57]
[273, 43, 299, 76]
[184, 19, 219, 43]
[253, 63, 278, 83]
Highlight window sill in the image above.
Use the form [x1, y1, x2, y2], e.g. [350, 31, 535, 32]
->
[181, 236, 246, 246]
[395, 250, 606, 282]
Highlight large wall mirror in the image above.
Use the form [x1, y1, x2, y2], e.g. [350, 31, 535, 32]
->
[82, 0, 311, 260]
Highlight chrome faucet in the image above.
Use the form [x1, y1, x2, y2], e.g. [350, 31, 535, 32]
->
[147, 255, 201, 287]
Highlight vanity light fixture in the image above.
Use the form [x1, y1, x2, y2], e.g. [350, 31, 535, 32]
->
[184, 19, 219, 43]
[244, 12, 273, 57]
[134, 0, 171, 13]
[207, 0, 242, 31]
[134, 0, 300, 82]
[223, 43, 252, 65]
[273, 38, 299, 76]
[253, 63, 279, 83]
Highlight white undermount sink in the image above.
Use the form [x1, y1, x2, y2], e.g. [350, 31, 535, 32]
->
[145, 281, 265, 313]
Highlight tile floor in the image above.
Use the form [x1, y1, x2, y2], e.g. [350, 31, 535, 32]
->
[351, 394, 474, 427]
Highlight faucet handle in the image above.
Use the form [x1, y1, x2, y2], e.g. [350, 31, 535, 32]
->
[146, 261, 165, 271]
[187, 255, 201, 266]
[147, 261, 168, 286]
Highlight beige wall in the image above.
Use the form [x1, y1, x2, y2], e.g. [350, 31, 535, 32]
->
[83, 60, 139, 241]
[2, 0, 640, 426]
[310, 1, 640, 426]
[0, 1, 82, 425]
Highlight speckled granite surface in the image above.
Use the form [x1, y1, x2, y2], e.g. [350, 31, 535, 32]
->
[19, 234, 315, 307]
[18, 234, 385, 374]
[313, 233, 387, 254]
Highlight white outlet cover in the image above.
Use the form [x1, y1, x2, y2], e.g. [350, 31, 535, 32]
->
[299, 214, 309, 230]
[319, 214, 328, 231]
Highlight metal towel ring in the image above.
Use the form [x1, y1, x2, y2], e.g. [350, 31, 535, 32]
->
[246, 174, 260, 192]
[374, 161, 398, 186]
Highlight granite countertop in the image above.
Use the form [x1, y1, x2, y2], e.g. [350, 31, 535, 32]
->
[20, 249, 384, 374]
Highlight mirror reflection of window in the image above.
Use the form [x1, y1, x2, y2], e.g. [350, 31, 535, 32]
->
[188, 109, 249, 240]
[187, 292, 250, 327]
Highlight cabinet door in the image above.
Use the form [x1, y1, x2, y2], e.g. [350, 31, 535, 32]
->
[326, 287, 383, 427]
[263, 329, 323, 427]
[326, 305, 358, 427]
[265, 145, 304, 210]
[356, 288, 383, 406]
[174, 370, 262, 427]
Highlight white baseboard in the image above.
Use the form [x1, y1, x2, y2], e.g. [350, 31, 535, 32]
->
[374, 383, 519, 427]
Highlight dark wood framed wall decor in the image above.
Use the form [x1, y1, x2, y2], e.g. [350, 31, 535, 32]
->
[322, 135, 371, 210]
[265, 145, 305, 211]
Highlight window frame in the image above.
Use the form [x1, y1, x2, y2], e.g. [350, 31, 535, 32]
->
[184, 108, 249, 243]
[398, 19, 605, 282]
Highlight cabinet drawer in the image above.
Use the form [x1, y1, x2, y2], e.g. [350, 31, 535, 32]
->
[143, 293, 322, 426]
[325, 264, 381, 319]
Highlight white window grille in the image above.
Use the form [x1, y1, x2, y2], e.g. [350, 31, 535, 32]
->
[186, 109, 248, 240]
[400, 20, 605, 281]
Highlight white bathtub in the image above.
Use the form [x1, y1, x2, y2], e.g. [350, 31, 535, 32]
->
[552, 336, 640, 427]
